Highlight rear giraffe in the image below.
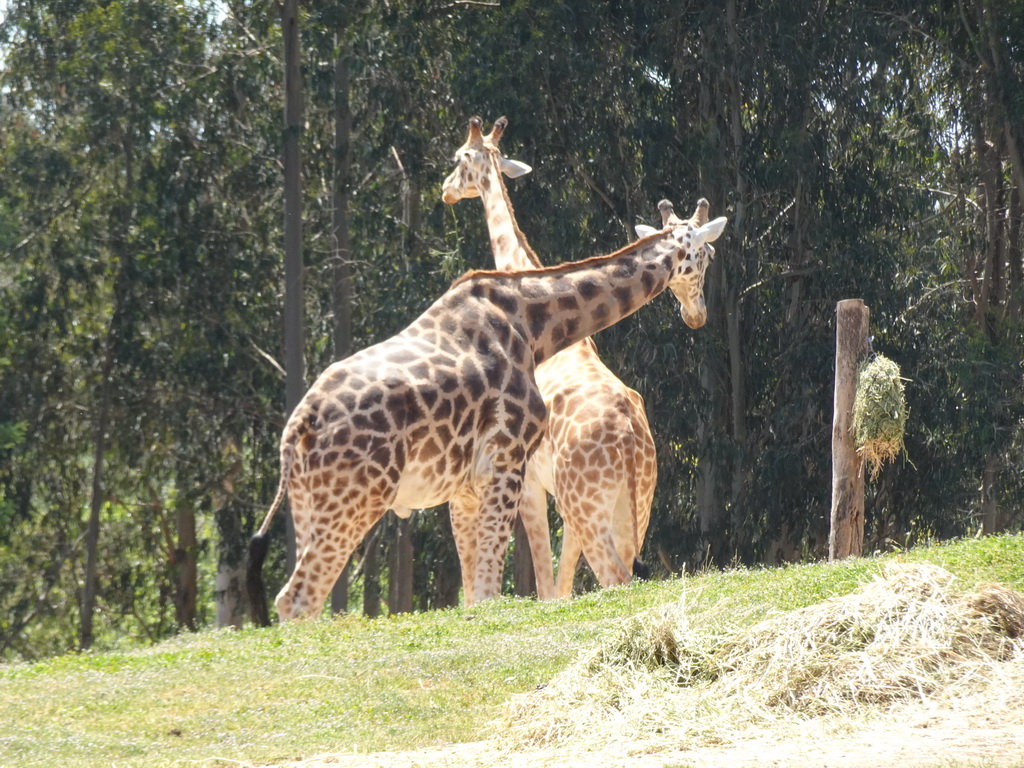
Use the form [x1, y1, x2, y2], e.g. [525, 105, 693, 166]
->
[247, 196, 726, 623]
[441, 116, 673, 599]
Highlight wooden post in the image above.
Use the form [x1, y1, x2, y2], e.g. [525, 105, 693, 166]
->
[829, 299, 869, 560]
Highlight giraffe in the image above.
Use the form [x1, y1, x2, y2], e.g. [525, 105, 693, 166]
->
[440, 116, 661, 599]
[247, 194, 726, 624]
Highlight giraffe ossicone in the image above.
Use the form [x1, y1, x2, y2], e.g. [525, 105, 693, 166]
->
[246, 128, 726, 624]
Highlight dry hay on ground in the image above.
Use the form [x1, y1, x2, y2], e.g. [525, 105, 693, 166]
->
[503, 563, 1024, 754]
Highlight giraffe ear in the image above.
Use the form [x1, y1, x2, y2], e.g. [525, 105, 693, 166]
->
[634, 224, 660, 239]
[693, 216, 727, 245]
[500, 158, 532, 178]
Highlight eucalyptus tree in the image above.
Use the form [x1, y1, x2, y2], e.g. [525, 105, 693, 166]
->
[0, 0, 286, 653]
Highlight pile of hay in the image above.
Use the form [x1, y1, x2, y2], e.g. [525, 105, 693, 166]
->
[503, 564, 1024, 752]
[853, 354, 908, 479]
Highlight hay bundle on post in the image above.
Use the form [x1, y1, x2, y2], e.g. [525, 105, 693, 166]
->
[852, 353, 907, 480]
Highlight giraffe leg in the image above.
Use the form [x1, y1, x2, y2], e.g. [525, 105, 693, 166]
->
[520, 472, 556, 600]
[557, 481, 632, 590]
[611, 480, 639, 574]
[276, 498, 388, 621]
[449, 486, 481, 606]
[555, 521, 583, 598]
[470, 468, 525, 604]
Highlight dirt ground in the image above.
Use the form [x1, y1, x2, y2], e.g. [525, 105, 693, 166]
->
[272, 691, 1024, 768]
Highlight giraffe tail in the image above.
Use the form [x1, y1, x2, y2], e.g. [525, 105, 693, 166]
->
[246, 433, 297, 628]
[246, 533, 272, 627]
[620, 430, 645, 584]
[632, 558, 652, 580]
[626, 391, 655, 582]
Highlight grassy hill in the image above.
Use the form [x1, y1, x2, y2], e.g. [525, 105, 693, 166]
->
[2, 534, 1023, 767]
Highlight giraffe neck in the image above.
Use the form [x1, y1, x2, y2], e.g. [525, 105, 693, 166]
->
[479, 153, 542, 272]
[452, 232, 681, 366]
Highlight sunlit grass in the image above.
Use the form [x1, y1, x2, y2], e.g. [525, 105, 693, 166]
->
[1, 534, 1022, 767]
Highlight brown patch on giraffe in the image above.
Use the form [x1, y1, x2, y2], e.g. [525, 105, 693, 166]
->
[409, 361, 431, 380]
[438, 373, 460, 394]
[576, 279, 600, 301]
[509, 336, 527, 366]
[461, 362, 486, 401]
[476, 397, 498, 432]
[557, 295, 580, 312]
[418, 437, 442, 461]
[487, 288, 518, 316]
[433, 397, 453, 421]
[507, 367, 527, 400]
[504, 402, 525, 434]
[641, 270, 657, 296]
[482, 357, 506, 389]
[371, 444, 392, 468]
[365, 410, 389, 433]
[613, 260, 638, 279]
[526, 302, 550, 338]
[551, 324, 567, 346]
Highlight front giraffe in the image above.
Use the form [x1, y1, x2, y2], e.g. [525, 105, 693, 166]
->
[247, 202, 726, 624]
[441, 116, 664, 598]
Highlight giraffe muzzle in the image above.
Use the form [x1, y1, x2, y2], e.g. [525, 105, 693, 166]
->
[680, 300, 708, 329]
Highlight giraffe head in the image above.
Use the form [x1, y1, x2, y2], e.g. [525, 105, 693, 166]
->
[442, 116, 532, 204]
[636, 198, 723, 329]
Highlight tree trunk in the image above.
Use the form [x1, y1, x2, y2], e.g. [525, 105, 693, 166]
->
[386, 148, 419, 603]
[281, 0, 304, 575]
[429, 507, 462, 610]
[829, 299, 869, 560]
[215, 564, 245, 629]
[362, 523, 382, 618]
[215, 440, 247, 629]
[81, 349, 114, 650]
[330, 32, 354, 616]
[81, 129, 136, 650]
[388, 516, 414, 614]
[981, 453, 1003, 535]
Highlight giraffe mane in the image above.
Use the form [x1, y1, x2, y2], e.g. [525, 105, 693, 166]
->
[450, 226, 674, 288]
[485, 145, 544, 269]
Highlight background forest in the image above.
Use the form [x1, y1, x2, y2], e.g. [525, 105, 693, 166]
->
[0, 0, 1021, 660]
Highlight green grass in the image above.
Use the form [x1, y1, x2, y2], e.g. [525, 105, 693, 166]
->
[2, 534, 1023, 767]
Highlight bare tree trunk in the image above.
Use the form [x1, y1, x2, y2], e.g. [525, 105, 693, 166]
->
[81, 348, 113, 650]
[829, 299, 869, 560]
[362, 523, 382, 618]
[388, 517, 414, 614]
[385, 148, 420, 603]
[82, 129, 136, 650]
[981, 453, 1003, 534]
[330, 32, 354, 616]
[281, 0, 304, 575]
[695, 351, 723, 564]
[431, 508, 462, 609]
[215, 440, 246, 629]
